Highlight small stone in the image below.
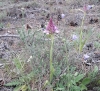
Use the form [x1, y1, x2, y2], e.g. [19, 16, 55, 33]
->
[0, 64, 4, 68]
[26, 24, 32, 30]
[69, 21, 78, 27]
[89, 18, 98, 24]
[57, 14, 62, 21]
[94, 51, 100, 60]
[0, 64, 3, 67]
[41, 23, 45, 29]
[61, 13, 65, 18]
[7, 31, 12, 34]
[0, 28, 4, 31]
[9, 40, 14, 46]
[46, 13, 50, 19]
[86, 43, 93, 50]
[0, 53, 4, 58]
[0, 79, 4, 86]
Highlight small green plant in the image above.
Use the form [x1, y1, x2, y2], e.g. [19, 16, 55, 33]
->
[52, 39, 91, 91]
[73, 6, 92, 53]
[4, 57, 34, 91]
[94, 41, 100, 48]
[5, 72, 34, 91]
[54, 60, 99, 91]
[0, 11, 7, 21]
[43, 18, 59, 83]
[54, 71, 90, 91]
[0, 23, 4, 28]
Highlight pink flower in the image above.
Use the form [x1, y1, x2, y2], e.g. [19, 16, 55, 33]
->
[71, 34, 78, 40]
[83, 4, 94, 12]
[83, 54, 90, 60]
[43, 18, 59, 34]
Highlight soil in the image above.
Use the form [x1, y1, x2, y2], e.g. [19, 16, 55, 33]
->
[0, 0, 100, 91]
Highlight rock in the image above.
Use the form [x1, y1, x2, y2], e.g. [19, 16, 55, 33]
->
[89, 18, 98, 24]
[0, 52, 4, 59]
[0, 64, 4, 68]
[86, 43, 93, 50]
[0, 28, 4, 31]
[69, 21, 78, 27]
[94, 51, 100, 60]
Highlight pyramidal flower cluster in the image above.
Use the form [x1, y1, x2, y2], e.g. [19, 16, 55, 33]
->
[43, 18, 59, 34]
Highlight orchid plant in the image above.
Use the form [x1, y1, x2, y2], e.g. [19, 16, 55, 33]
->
[44, 18, 59, 83]
[74, 4, 92, 54]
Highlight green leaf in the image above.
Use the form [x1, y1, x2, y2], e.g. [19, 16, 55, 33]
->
[94, 41, 100, 48]
[82, 77, 90, 85]
[71, 80, 76, 85]
[80, 84, 87, 91]
[13, 58, 22, 70]
[97, 80, 100, 85]
[20, 85, 28, 91]
[82, 39, 87, 47]
[13, 85, 28, 91]
[75, 74, 85, 82]
[74, 72, 78, 76]
[73, 86, 81, 91]
[56, 87, 65, 90]
[90, 66, 99, 78]
[13, 86, 22, 91]
[54, 65, 61, 77]
[93, 66, 98, 73]
[4, 80, 22, 86]
[43, 80, 49, 87]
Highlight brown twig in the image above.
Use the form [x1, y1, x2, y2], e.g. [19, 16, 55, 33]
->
[0, 35, 20, 39]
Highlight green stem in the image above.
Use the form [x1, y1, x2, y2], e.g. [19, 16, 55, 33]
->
[79, 12, 86, 53]
[63, 39, 70, 91]
[50, 35, 55, 83]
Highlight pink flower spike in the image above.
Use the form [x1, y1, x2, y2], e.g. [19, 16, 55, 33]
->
[83, 4, 88, 12]
[44, 18, 59, 34]
[83, 4, 94, 12]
